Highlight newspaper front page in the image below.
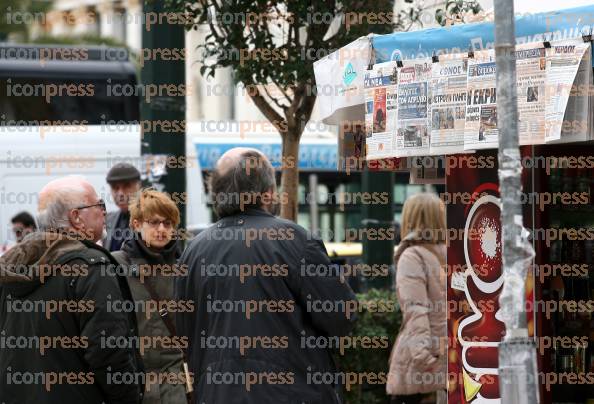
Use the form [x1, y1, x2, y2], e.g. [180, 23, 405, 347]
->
[429, 55, 468, 154]
[516, 44, 547, 145]
[364, 61, 399, 160]
[395, 59, 432, 156]
[552, 40, 592, 144]
[545, 39, 590, 142]
[464, 50, 498, 150]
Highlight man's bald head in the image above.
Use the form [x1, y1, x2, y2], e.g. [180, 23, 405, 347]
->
[37, 176, 105, 242]
[215, 147, 266, 176]
[209, 148, 277, 218]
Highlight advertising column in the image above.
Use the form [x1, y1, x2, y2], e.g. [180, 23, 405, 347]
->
[447, 150, 538, 404]
[447, 151, 506, 404]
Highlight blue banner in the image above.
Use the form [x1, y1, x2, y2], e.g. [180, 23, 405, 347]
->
[372, 5, 594, 64]
[194, 142, 338, 171]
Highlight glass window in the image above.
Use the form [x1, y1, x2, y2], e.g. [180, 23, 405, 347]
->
[394, 184, 407, 204]
[0, 77, 137, 124]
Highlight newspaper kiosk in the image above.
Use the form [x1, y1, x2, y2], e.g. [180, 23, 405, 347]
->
[314, 4, 594, 404]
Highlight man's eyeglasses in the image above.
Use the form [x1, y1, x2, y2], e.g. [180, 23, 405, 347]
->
[75, 199, 106, 211]
[144, 219, 174, 229]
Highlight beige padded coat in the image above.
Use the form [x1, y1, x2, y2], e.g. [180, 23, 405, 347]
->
[386, 239, 447, 396]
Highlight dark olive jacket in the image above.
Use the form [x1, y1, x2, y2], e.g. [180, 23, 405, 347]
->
[0, 231, 143, 404]
[113, 236, 187, 404]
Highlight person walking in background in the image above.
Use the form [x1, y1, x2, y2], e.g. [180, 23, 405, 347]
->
[11, 211, 37, 242]
[103, 162, 142, 251]
[111, 188, 188, 404]
[175, 148, 357, 404]
[1, 211, 37, 255]
[0, 176, 142, 404]
[387, 193, 447, 404]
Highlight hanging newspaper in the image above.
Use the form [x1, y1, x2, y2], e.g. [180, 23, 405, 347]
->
[429, 55, 468, 154]
[364, 61, 399, 160]
[395, 59, 431, 156]
[545, 39, 592, 143]
[516, 44, 547, 145]
[464, 50, 497, 150]
[564, 41, 593, 143]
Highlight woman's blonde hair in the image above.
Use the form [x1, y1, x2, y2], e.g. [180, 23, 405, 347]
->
[400, 192, 445, 243]
[129, 188, 180, 228]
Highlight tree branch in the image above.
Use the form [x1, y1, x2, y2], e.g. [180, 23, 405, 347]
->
[261, 81, 289, 110]
[285, 82, 308, 137]
[248, 85, 287, 135]
[267, 73, 292, 104]
[202, 0, 225, 42]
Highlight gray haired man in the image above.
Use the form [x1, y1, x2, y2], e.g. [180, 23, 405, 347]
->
[0, 176, 143, 404]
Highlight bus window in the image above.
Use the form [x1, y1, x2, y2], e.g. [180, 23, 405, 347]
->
[0, 78, 138, 124]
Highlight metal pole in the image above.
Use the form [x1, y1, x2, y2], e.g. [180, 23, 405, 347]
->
[141, 0, 186, 229]
[309, 173, 319, 234]
[494, 1, 539, 403]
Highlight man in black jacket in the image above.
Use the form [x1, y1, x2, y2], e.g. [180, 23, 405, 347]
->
[175, 148, 357, 404]
[0, 176, 143, 404]
[103, 163, 142, 252]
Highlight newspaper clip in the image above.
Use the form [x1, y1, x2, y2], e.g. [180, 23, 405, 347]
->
[467, 47, 474, 59]
[543, 32, 551, 48]
[396, 60, 404, 68]
[367, 36, 375, 70]
[582, 26, 593, 43]
[432, 52, 439, 63]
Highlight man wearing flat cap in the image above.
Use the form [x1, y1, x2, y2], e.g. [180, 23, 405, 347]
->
[103, 163, 141, 251]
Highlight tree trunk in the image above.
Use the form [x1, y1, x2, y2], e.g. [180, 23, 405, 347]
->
[280, 133, 301, 221]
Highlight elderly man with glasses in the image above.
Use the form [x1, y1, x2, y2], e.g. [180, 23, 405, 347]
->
[0, 175, 144, 404]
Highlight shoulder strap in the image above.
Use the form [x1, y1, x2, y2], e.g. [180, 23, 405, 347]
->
[139, 267, 192, 398]
[107, 249, 193, 399]
[112, 251, 175, 333]
[143, 278, 178, 338]
[112, 250, 178, 337]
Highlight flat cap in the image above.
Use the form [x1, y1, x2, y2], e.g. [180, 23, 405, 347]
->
[106, 163, 141, 183]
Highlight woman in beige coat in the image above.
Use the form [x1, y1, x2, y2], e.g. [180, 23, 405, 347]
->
[387, 193, 447, 404]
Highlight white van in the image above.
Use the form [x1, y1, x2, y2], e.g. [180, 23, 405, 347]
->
[0, 125, 208, 246]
